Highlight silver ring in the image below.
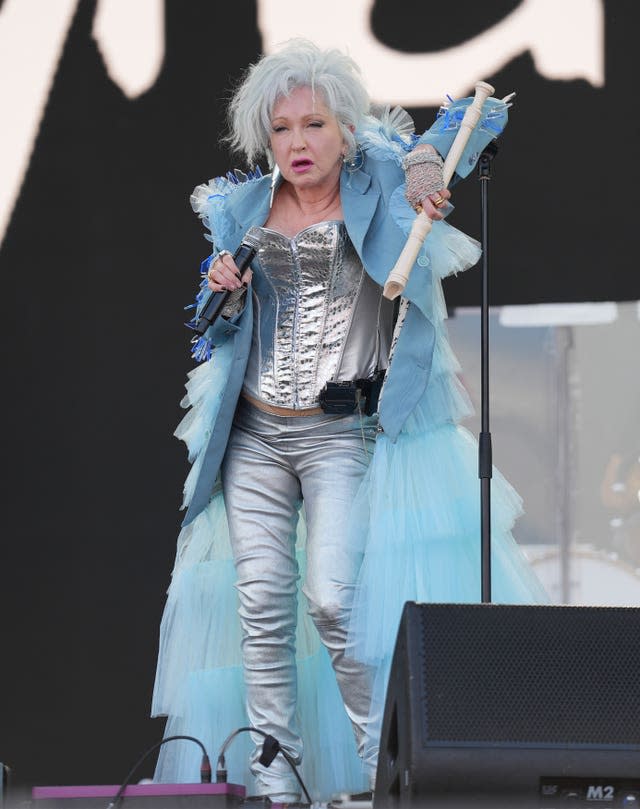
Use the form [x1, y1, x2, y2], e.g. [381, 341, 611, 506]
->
[218, 249, 232, 259]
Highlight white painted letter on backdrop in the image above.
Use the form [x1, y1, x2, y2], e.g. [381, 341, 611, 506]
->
[0, 0, 79, 248]
[0, 0, 165, 249]
[257, 0, 604, 105]
[92, 0, 165, 98]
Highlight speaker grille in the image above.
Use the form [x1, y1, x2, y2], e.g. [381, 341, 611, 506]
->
[418, 604, 640, 746]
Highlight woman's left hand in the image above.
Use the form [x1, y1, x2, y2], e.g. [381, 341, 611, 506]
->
[405, 144, 451, 220]
[419, 187, 452, 221]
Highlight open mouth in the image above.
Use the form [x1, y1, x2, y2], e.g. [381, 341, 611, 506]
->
[292, 159, 313, 169]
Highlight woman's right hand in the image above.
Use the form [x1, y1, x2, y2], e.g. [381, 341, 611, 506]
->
[207, 251, 253, 292]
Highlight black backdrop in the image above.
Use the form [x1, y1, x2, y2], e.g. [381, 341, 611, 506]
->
[0, 0, 638, 790]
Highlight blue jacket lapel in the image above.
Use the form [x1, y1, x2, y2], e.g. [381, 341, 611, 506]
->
[340, 167, 380, 259]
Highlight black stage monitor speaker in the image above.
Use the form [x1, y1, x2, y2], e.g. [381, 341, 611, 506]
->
[374, 602, 640, 809]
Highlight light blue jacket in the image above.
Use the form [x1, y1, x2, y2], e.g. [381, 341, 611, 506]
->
[183, 102, 506, 525]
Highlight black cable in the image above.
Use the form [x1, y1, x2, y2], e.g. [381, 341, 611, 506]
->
[106, 735, 211, 809]
[277, 746, 312, 805]
[216, 726, 312, 804]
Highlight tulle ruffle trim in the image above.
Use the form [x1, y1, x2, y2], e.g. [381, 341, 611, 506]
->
[388, 187, 481, 279]
[174, 344, 234, 509]
[344, 421, 549, 666]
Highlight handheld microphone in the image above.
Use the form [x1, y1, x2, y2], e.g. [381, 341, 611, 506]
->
[194, 242, 256, 335]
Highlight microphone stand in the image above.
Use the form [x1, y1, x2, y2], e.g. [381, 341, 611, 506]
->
[478, 140, 499, 603]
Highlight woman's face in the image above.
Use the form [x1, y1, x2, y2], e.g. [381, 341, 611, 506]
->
[269, 85, 347, 192]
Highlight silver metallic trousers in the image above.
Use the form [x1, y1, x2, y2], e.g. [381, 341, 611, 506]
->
[221, 397, 379, 799]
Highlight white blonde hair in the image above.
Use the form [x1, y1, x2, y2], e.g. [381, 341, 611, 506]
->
[226, 39, 370, 165]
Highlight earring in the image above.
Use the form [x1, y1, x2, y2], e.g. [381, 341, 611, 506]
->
[343, 145, 363, 173]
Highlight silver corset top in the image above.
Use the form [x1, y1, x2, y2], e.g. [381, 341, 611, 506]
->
[242, 221, 394, 409]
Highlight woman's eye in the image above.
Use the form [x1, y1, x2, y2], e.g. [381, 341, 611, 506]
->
[308, 121, 323, 128]
[272, 125, 286, 133]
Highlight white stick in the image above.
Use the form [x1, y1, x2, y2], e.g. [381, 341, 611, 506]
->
[383, 80, 495, 300]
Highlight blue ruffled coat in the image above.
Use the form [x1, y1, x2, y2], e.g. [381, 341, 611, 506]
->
[151, 99, 549, 800]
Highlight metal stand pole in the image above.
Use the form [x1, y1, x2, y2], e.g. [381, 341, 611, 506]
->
[478, 141, 499, 603]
